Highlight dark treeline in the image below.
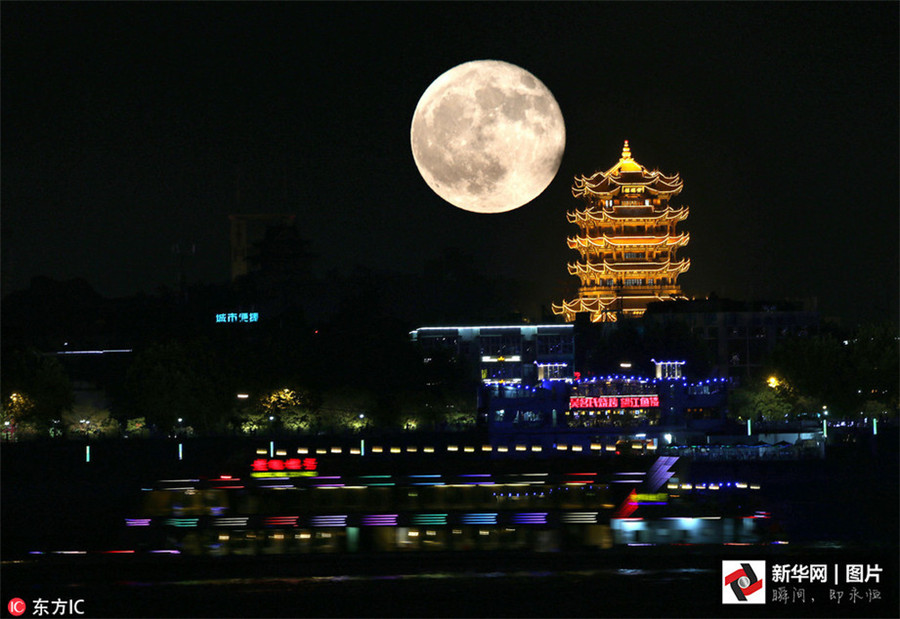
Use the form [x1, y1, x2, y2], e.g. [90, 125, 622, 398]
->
[0, 246, 538, 437]
[2, 239, 897, 438]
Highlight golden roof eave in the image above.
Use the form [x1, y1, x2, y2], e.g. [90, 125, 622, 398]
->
[566, 206, 689, 224]
[567, 233, 690, 249]
[572, 141, 684, 199]
[568, 259, 691, 276]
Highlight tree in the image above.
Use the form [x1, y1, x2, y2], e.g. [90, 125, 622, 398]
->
[769, 322, 899, 419]
[729, 383, 793, 422]
[63, 404, 119, 438]
[0, 348, 73, 435]
[847, 322, 899, 419]
[124, 340, 227, 434]
[234, 386, 320, 435]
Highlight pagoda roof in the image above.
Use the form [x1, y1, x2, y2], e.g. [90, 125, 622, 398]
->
[567, 233, 689, 250]
[568, 258, 690, 276]
[573, 141, 683, 198]
[567, 205, 688, 225]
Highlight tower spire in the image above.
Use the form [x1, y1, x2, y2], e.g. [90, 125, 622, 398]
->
[621, 140, 632, 160]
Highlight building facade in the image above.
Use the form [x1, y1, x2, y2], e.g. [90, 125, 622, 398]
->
[410, 324, 575, 387]
[484, 369, 731, 454]
[553, 141, 690, 322]
[643, 298, 820, 380]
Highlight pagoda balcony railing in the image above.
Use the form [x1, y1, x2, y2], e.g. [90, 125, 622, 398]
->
[567, 233, 689, 250]
[566, 206, 688, 225]
[568, 259, 690, 276]
[575, 285, 684, 298]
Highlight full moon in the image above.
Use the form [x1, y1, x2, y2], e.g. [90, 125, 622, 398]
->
[410, 60, 566, 214]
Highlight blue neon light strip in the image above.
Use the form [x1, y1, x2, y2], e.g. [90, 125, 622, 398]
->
[311, 515, 347, 527]
[512, 512, 548, 525]
[461, 512, 498, 525]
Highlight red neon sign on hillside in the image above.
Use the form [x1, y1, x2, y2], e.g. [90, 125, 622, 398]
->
[569, 395, 659, 409]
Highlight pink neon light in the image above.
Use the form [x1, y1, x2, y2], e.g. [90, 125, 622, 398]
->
[569, 395, 659, 409]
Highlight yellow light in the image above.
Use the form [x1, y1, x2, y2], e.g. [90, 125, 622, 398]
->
[767, 376, 779, 388]
[633, 493, 668, 502]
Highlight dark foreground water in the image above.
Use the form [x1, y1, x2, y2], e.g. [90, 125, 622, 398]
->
[3, 436, 897, 617]
[3, 547, 898, 618]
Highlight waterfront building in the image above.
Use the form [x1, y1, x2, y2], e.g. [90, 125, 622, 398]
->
[643, 298, 820, 380]
[410, 324, 575, 387]
[484, 366, 730, 452]
[553, 141, 690, 322]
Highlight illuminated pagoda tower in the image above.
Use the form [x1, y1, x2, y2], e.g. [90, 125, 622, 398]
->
[553, 141, 689, 322]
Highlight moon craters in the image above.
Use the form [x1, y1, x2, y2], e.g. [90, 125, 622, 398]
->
[411, 60, 565, 214]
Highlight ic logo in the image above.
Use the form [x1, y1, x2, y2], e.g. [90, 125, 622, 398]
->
[722, 560, 766, 604]
[7, 598, 27, 617]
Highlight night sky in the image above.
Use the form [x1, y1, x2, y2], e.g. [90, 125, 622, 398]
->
[3, 3, 897, 325]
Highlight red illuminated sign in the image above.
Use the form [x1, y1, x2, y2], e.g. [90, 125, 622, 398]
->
[252, 458, 318, 472]
[569, 395, 659, 409]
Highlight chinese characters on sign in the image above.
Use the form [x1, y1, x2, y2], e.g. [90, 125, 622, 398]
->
[569, 395, 659, 409]
[770, 563, 882, 606]
[215, 312, 259, 324]
[771, 563, 881, 585]
[723, 561, 887, 607]
[7, 598, 85, 616]
[250, 458, 318, 477]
